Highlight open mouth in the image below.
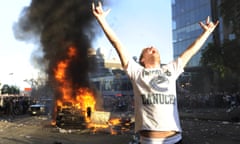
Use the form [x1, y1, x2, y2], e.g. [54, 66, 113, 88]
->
[151, 49, 156, 54]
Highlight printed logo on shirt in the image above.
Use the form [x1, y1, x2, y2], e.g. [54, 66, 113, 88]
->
[143, 69, 171, 92]
[149, 75, 169, 92]
[141, 93, 175, 105]
[141, 69, 175, 105]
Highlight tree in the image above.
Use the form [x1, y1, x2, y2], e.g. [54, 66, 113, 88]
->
[201, 40, 240, 92]
[200, 0, 240, 92]
[201, 40, 240, 76]
[201, 43, 225, 77]
[221, 39, 240, 74]
[220, 0, 240, 38]
[1, 84, 20, 95]
[1, 84, 10, 94]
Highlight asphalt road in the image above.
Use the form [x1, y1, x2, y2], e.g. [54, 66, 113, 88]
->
[0, 109, 239, 144]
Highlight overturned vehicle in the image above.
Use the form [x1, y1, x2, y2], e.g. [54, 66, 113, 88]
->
[55, 102, 88, 129]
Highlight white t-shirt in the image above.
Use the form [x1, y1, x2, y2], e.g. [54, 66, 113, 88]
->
[125, 58, 184, 132]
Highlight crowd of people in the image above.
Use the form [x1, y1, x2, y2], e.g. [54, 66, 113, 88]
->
[0, 96, 31, 118]
[177, 91, 240, 110]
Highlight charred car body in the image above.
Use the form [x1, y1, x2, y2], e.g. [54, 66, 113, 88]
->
[55, 102, 87, 129]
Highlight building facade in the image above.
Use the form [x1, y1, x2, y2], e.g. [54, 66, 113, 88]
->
[171, 0, 221, 67]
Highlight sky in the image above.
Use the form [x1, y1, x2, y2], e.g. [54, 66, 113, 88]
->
[0, 0, 172, 90]
[0, 0, 36, 90]
[94, 0, 173, 62]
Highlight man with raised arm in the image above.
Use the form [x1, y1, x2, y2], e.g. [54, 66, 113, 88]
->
[92, 1, 219, 144]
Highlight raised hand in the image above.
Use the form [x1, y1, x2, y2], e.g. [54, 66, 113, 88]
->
[180, 16, 219, 67]
[199, 16, 219, 33]
[91, 1, 129, 67]
[92, 1, 111, 20]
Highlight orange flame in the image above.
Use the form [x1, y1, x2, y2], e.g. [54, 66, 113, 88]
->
[53, 46, 96, 123]
[109, 118, 121, 126]
[52, 46, 129, 135]
[76, 88, 96, 112]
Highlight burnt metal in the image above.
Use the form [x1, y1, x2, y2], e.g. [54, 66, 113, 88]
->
[56, 102, 87, 129]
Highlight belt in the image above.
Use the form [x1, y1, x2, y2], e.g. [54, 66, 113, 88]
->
[139, 130, 178, 138]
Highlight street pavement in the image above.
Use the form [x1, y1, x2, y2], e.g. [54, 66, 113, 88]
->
[0, 108, 239, 144]
[179, 108, 240, 144]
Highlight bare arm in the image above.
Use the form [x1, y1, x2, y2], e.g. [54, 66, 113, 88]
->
[180, 16, 219, 67]
[92, 2, 129, 68]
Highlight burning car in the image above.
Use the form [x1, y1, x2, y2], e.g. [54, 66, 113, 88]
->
[55, 101, 87, 129]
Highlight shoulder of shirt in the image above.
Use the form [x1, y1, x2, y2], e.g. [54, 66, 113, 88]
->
[165, 57, 182, 66]
[162, 57, 182, 70]
[124, 58, 143, 71]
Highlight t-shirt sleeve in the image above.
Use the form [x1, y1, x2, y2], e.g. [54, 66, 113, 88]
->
[124, 59, 143, 80]
[165, 58, 184, 79]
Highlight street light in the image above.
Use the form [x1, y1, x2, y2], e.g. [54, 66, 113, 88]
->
[9, 72, 15, 86]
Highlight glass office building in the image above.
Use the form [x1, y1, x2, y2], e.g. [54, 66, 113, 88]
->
[171, 0, 220, 67]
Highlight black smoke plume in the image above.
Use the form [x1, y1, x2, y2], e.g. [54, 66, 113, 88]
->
[14, 0, 107, 92]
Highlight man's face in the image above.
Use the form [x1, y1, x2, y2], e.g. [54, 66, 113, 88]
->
[143, 46, 158, 55]
[140, 46, 161, 67]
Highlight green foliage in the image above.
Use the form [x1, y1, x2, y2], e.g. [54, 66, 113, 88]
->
[201, 43, 225, 77]
[1, 84, 20, 95]
[221, 40, 240, 74]
[220, 0, 240, 38]
[201, 40, 240, 77]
